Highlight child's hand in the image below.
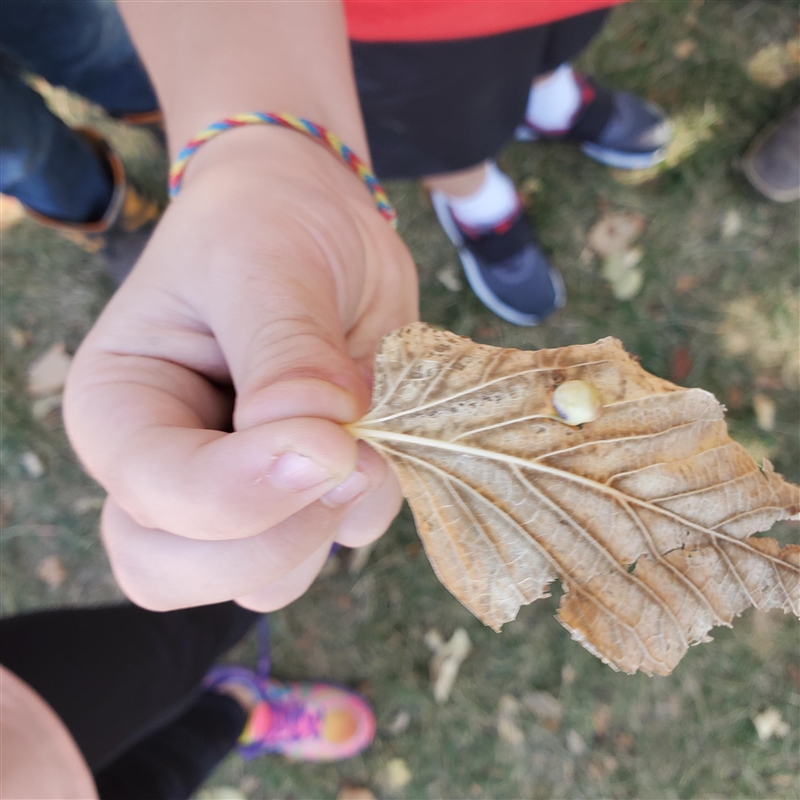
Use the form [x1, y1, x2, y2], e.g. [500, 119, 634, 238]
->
[64, 128, 418, 611]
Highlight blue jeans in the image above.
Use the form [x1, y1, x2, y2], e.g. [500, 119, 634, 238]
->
[0, 0, 158, 222]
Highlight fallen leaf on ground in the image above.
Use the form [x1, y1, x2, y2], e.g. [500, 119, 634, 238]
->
[336, 787, 377, 800]
[7, 327, 31, 349]
[721, 209, 743, 240]
[669, 345, 693, 383]
[379, 758, 412, 791]
[424, 627, 472, 703]
[195, 789, 246, 800]
[566, 729, 587, 756]
[20, 451, 45, 479]
[349, 540, 378, 574]
[673, 39, 697, 60]
[521, 691, 563, 732]
[718, 294, 799, 389]
[747, 40, 800, 88]
[609, 266, 644, 301]
[601, 248, 644, 300]
[675, 275, 697, 295]
[752, 707, 790, 741]
[31, 394, 63, 422]
[592, 704, 612, 738]
[436, 264, 463, 293]
[497, 695, 526, 747]
[350, 323, 800, 676]
[36, 555, 66, 589]
[386, 710, 410, 736]
[588, 213, 645, 258]
[753, 393, 776, 432]
[27, 342, 72, 398]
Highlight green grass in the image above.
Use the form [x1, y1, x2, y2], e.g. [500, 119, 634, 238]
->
[1, 2, 799, 798]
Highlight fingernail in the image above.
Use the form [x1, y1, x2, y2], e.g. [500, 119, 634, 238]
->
[321, 470, 369, 507]
[268, 452, 332, 492]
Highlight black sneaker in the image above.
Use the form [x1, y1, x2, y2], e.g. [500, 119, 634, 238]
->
[516, 73, 671, 170]
[431, 191, 565, 326]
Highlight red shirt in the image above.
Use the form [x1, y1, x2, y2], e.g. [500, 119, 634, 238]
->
[345, 1, 623, 43]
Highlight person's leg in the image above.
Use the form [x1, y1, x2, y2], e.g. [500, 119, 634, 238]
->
[0, 602, 259, 771]
[92, 690, 248, 800]
[519, 9, 670, 169]
[0, 59, 113, 222]
[0, 0, 158, 117]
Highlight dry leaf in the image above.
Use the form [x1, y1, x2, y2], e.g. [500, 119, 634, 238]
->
[27, 342, 72, 398]
[522, 691, 563, 732]
[350, 323, 800, 676]
[386, 710, 410, 736]
[588, 213, 645, 258]
[753, 393, 776, 432]
[747, 41, 800, 88]
[675, 275, 697, 295]
[336, 788, 377, 800]
[31, 394, 63, 422]
[566, 729, 587, 756]
[425, 627, 472, 703]
[7, 327, 31, 350]
[20, 451, 45, 479]
[721, 209, 743, 240]
[36, 555, 66, 589]
[752, 707, 790, 741]
[673, 39, 697, 60]
[348, 540, 377, 574]
[436, 264, 463, 293]
[195, 789, 246, 800]
[379, 758, 412, 791]
[609, 267, 644, 301]
[497, 695, 526, 746]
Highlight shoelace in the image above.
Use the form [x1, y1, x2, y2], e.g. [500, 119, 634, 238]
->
[260, 695, 323, 745]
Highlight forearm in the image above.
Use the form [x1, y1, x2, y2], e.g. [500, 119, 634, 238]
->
[119, 1, 368, 162]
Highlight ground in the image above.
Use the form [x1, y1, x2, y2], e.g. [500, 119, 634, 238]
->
[1, 1, 798, 798]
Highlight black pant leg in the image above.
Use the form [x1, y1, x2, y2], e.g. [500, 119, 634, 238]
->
[0, 602, 259, 770]
[93, 691, 247, 800]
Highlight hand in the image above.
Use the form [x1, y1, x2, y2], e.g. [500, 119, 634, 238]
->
[64, 128, 419, 611]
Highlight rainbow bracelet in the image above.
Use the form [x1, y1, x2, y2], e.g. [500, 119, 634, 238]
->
[168, 112, 398, 228]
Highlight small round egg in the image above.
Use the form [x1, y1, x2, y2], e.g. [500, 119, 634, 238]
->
[552, 380, 603, 426]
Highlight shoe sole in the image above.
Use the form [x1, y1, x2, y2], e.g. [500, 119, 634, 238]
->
[431, 191, 565, 327]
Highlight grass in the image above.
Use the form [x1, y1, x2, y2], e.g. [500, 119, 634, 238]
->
[1, 2, 799, 798]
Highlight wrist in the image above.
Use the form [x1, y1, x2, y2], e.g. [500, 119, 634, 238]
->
[176, 123, 378, 221]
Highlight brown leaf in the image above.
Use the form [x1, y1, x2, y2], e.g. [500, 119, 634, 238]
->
[669, 345, 693, 383]
[425, 627, 471, 703]
[587, 213, 646, 258]
[36, 555, 66, 589]
[522, 691, 563, 732]
[27, 341, 72, 398]
[673, 39, 697, 60]
[351, 324, 800, 676]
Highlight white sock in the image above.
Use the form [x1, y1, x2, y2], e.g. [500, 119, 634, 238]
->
[525, 63, 582, 133]
[446, 161, 520, 230]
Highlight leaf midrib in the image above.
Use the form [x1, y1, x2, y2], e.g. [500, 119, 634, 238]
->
[349, 425, 800, 577]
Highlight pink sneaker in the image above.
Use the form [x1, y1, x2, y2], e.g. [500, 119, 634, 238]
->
[205, 667, 375, 762]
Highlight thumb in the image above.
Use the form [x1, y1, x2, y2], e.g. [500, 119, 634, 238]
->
[206, 237, 370, 432]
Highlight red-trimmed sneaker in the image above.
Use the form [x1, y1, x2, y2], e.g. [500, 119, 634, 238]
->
[517, 73, 671, 170]
[431, 190, 565, 326]
[205, 666, 376, 762]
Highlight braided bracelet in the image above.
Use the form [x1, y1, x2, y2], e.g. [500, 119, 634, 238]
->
[168, 112, 398, 228]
